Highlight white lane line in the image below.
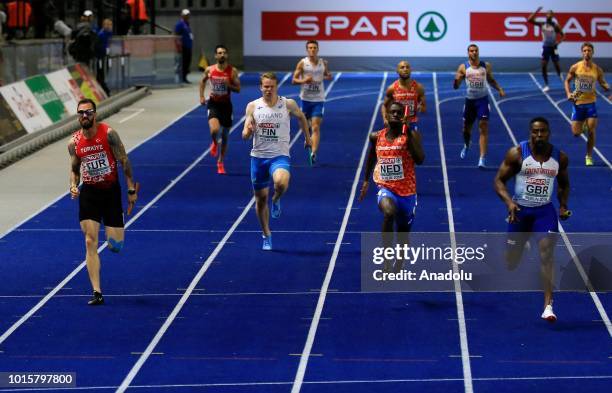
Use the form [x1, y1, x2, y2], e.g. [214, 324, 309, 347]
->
[439, 96, 465, 105]
[494, 76, 612, 338]
[118, 108, 145, 123]
[497, 93, 543, 105]
[117, 72, 336, 393]
[0, 71, 253, 347]
[596, 89, 611, 105]
[529, 73, 612, 171]
[290, 72, 388, 393]
[433, 72, 474, 393]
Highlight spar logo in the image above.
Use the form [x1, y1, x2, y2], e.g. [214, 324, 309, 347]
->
[417, 12, 447, 42]
[471, 12, 612, 42]
[261, 12, 409, 41]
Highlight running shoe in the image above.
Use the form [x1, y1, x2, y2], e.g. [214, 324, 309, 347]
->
[262, 234, 272, 251]
[307, 146, 313, 166]
[310, 151, 317, 165]
[460, 143, 470, 159]
[88, 291, 104, 306]
[542, 85, 550, 93]
[585, 155, 594, 166]
[541, 304, 557, 322]
[478, 156, 486, 169]
[271, 199, 281, 219]
[217, 161, 226, 174]
[210, 141, 218, 157]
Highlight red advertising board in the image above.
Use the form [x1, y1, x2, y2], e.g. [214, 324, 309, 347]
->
[261, 12, 409, 41]
[471, 13, 612, 42]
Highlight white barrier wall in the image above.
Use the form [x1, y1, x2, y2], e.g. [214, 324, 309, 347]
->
[244, 0, 611, 70]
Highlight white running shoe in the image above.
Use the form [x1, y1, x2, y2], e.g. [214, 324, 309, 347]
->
[542, 85, 550, 93]
[541, 304, 557, 322]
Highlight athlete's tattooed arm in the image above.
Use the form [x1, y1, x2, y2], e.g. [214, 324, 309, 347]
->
[68, 140, 81, 198]
[107, 129, 135, 191]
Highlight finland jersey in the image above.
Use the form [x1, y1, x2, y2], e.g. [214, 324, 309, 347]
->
[465, 61, 488, 100]
[250, 96, 291, 159]
[513, 141, 560, 208]
[299, 57, 326, 102]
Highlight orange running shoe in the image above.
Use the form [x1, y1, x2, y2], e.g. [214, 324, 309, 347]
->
[217, 161, 226, 174]
[210, 141, 218, 157]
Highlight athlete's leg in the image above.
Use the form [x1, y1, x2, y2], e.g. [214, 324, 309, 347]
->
[310, 116, 322, 155]
[552, 60, 562, 78]
[209, 117, 221, 145]
[585, 117, 598, 158]
[478, 119, 489, 159]
[271, 168, 290, 205]
[81, 219, 102, 293]
[506, 232, 530, 270]
[106, 226, 125, 253]
[541, 59, 549, 86]
[219, 127, 230, 163]
[254, 187, 271, 237]
[378, 197, 397, 272]
[571, 120, 584, 136]
[538, 234, 556, 308]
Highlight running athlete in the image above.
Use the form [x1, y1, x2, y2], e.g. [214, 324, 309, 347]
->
[454, 44, 505, 168]
[243, 72, 312, 250]
[494, 117, 570, 322]
[68, 98, 138, 305]
[528, 7, 565, 92]
[359, 101, 425, 272]
[292, 40, 332, 164]
[200, 44, 241, 174]
[564, 42, 610, 166]
[381, 60, 426, 131]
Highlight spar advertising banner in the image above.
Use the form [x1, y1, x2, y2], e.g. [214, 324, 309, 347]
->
[0, 96, 27, 145]
[24, 75, 69, 123]
[0, 82, 52, 133]
[244, 0, 612, 58]
[46, 68, 85, 114]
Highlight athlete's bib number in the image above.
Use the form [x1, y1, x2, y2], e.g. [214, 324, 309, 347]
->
[523, 177, 552, 203]
[577, 79, 593, 92]
[82, 152, 111, 180]
[379, 157, 404, 181]
[468, 80, 484, 89]
[305, 83, 320, 93]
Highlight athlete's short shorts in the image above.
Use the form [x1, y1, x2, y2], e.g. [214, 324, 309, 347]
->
[301, 100, 324, 119]
[542, 45, 560, 62]
[463, 96, 490, 124]
[376, 187, 417, 229]
[571, 102, 597, 121]
[79, 182, 124, 227]
[207, 100, 233, 128]
[250, 155, 291, 191]
[507, 203, 558, 233]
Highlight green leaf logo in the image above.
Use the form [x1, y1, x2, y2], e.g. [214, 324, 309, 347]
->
[417, 12, 447, 42]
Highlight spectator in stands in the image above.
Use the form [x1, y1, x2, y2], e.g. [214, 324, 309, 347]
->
[6, 0, 32, 40]
[174, 9, 193, 84]
[69, 10, 97, 68]
[96, 18, 113, 96]
[126, 0, 148, 35]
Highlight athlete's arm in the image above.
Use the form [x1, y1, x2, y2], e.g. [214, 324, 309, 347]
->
[228, 67, 241, 93]
[417, 82, 426, 113]
[242, 102, 255, 140]
[359, 132, 380, 202]
[555, 24, 565, 44]
[556, 151, 570, 220]
[486, 63, 505, 97]
[380, 85, 394, 127]
[494, 146, 522, 223]
[107, 129, 136, 191]
[323, 60, 332, 80]
[406, 129, 425, 165]
[596, 65, 610, 92]
[527, 7, 543, 25]
[68, 140, 81, 199]
[286, 98, 311, 146]
[564, 65, 577, 99]
[199, 67, 210, 105]
[453, 64, 465, 90]
[292, 60, 311, 85]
